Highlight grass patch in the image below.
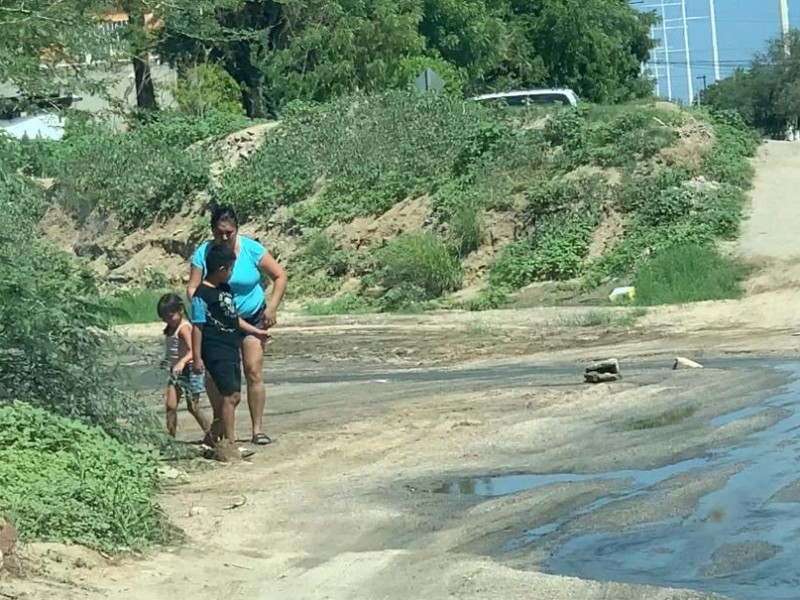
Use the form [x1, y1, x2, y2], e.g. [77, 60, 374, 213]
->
[104, 289, 177, 324]
[627, 406, 698, 430]
[616, 307, 648, 327]
[301, 294, 376, 316]
[464, 321, 499, 337]
[559, 310, 616, 328]
[633, 244, 750, 306]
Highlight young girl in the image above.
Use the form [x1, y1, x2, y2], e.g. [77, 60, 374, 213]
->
[158, 293, 211, 439]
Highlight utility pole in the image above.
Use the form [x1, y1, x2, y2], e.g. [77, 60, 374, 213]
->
[708, 0, 721, 81]
[696, 74, 707, 105]
[652, 24, 662, 97]
[681, 0, 693, 102]
[780, 0, 790, 56]
[660, 0, 673, 100]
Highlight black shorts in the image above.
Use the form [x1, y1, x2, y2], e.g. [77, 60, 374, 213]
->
[242, 304, 266, 338]
[204, 358, 242, 396]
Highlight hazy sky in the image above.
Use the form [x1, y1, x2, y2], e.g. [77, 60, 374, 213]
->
[640, 0, 793, 102]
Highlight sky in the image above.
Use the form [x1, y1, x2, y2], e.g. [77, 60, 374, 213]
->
[637, 0, 797, 102]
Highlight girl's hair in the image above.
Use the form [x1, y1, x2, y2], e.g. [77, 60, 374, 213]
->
[210, 205, 239, 229]
[157, 293, 185, 319]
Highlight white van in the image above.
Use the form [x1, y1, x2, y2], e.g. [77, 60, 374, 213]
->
[471, 88, 579, 108]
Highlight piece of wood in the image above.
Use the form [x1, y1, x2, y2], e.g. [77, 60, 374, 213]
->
[585, 358, 620, 375]
[584, 372, 621, 384]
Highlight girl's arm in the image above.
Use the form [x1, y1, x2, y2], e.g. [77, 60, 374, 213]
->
[173, 324, 194, 373]
[258, 252, 287, 328]
[191, 325, 204, 374]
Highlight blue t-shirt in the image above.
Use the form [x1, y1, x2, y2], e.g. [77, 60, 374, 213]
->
[191, 236, 267, 319]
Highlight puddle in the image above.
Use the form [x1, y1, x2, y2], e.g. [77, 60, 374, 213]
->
[544, 363, 800, 600]
[434, 458, 710, 498]
[433, 360, 800, 599]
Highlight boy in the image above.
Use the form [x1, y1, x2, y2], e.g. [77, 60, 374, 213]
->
[191, 243, 271, 461]
[157, 293, 210, 439]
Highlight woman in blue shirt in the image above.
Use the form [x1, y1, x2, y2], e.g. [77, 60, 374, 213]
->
[187, 205, 288, 446]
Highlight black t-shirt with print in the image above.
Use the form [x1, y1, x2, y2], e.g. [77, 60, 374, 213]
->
[191, 283, 241, 361]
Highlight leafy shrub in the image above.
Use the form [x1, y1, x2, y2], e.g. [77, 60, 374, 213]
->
[0, 176, 161, 445]
[633, 243, 750, 305]
[55, 123, 209, 229]
[174, 63, 245, 116]
[0, 402, 162, 551]
[369, 233, 462, 301]
[702, 110, 760, 189]
[489, 211, 596, 290]
[220, 91, 513, 224]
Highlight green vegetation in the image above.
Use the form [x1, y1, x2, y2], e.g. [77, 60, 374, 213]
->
[0, 402, 162, 551]
[104, 289, 176, 325]
[0, 164, 165, 552]
[701, 31, 800, 137]
[627, 406, 698, 431]
[633, 244, 751, 306]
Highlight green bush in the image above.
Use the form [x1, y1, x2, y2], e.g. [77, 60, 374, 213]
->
[0, 175, 161, 445]
[0, 402, 162, 551]
[174, 63, 245, 116]
[369, 232, 462, 302]
[633, 243, 749, 305]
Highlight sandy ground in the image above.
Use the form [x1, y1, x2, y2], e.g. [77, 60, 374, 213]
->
[5, 285, 800, 600]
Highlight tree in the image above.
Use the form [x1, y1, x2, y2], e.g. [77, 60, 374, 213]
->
[0, 0, 109, 96]
[174, 63, 244, 115]
[701, 31, 800, 136]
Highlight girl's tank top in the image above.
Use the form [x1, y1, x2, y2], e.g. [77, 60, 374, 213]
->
[165, 321, 191, 368]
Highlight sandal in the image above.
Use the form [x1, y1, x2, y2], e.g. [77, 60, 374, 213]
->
[251, 433, 274, 446]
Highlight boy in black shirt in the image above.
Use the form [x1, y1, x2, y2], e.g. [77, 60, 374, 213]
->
[191, 244, 271, 461]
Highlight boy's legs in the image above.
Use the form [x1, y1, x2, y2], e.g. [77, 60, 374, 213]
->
[220, 391, 241, 442]
[205, 357, 245, 461]
[165, 384, 179, 437]
[204, 374, 224, 445]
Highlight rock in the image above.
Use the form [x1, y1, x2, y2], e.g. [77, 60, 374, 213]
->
[585, 358, 620, 375]
[0, 518, 18, 556]
[158, 465, 188, 482]
[674, 357, 703, 370]
[188, 506, 208, 517]
[585, 372, 621, 384]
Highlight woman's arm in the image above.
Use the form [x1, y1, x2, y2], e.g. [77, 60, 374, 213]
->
[259, 252, 287, 328]
[186, 265, 203, 300]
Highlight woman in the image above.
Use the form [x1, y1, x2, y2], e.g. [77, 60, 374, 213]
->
[187, 205, 287, 446]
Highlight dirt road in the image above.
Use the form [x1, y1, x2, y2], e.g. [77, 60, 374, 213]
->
[5, 307, 800, 600]
[739, 140, 800, 261]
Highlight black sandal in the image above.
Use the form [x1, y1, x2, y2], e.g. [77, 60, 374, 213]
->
[251, 433, 274, 445]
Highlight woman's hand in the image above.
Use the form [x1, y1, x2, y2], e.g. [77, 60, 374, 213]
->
[263, 306, 278, 329]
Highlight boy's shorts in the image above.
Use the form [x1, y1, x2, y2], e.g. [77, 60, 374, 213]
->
[204, 358, 242, 396]
[170, 365, 205, 396]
